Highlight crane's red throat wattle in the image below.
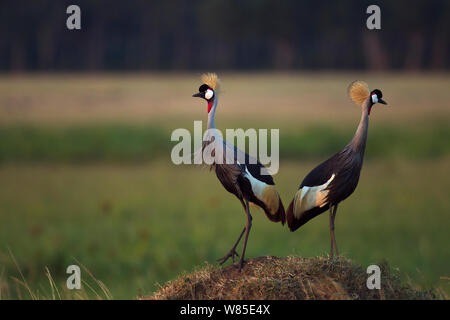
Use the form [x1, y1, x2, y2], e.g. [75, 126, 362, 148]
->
[207, 101, 212, 113]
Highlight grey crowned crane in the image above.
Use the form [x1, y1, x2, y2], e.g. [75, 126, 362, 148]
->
[286, 81, 388, 259]
[192, 73, 285, 271]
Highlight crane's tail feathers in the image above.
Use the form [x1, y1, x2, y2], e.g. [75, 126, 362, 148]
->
[287, 198, 328, 232]
[286, 200, 299, 231]
[267, 197, 285, 225]
[287, 176, 334, 229]
[348, 80, 370, 106]
[287, 186, 333, 231]
[274, 197, 286, 225]
[255, 186, 285, 225]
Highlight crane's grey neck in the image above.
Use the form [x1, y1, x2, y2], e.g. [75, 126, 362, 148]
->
[349, 98, 371, 154]
[207, 97, 218, 129]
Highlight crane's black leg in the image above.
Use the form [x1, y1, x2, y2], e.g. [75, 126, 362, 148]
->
[238, 199, 252, 272]
[217, 227, 244, 265]
[331, 204, 339, 257]
[217, 199, 248, 265]
[329, 206, 335, 260]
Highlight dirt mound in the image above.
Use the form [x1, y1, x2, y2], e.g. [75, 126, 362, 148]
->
[146, 256, 436, 300]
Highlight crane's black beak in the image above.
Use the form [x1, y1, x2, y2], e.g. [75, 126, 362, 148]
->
[379, 98, 387, 105]
[192, 92, 203, 98]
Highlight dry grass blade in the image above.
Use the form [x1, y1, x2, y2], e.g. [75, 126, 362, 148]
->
[74, 258, 112, 300]
[44, 267, 61, 300]
[7, 248, 37, 300]
[0, 267, 6, 300]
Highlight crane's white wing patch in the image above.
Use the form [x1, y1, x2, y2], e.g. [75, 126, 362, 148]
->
[244, 166, 267, 199]
[293, 174, 335, 218]
[243, 166, 279, 215]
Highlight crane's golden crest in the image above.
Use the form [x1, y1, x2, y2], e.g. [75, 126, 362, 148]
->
[201, 73, 220, 91]
[348, 80, 370, 106]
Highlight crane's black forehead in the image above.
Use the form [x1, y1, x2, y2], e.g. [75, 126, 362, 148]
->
[371, 89, 383, 98]
[198, 84, 210, 92]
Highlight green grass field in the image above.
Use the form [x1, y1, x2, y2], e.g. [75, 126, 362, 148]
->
[0, 73, 449, 299]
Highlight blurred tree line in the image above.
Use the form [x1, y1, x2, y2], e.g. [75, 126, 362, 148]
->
[0, 0, 448, 71]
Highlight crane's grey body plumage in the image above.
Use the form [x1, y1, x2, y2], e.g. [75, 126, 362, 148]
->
[285, 82, 388, 259]
[202, 103, 283, 223]
[194, 75, 285, 270]
[288, 101, 369, 230]
[203, 135, 282, 222]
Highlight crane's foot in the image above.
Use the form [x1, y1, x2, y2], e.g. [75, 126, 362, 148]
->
[327, 252, 340, 271]
[217, 248, 239, 265]
[237, 258, 246, 272]
[329, 253, 340, 262]
[328, 245, 339, 261]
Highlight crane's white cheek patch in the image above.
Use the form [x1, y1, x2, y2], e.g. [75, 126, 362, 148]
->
[371, 94, 378, 103]
[205, 89, 214, 100]
[293, 174, 335, 218]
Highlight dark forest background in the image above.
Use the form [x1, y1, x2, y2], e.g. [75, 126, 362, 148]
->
[0, 0, 449, 71]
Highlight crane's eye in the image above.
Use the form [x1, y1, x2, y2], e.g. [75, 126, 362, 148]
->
[205, 89, 214, 100]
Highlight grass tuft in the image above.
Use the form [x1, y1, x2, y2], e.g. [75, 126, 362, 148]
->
[146, 256, 440, 300]
[0, 251, 111, 300]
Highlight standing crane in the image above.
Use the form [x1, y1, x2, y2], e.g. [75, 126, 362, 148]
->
[192, 73, 285, 271]
[286, 81, 388, 258]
